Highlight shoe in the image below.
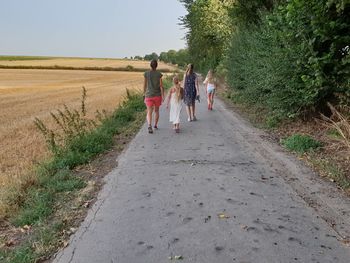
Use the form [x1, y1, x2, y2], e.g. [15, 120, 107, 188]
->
[188, 118, 192, 122]
[175, 128, 180, 133]
[148, 126, 153, 134]
[192, 116, 197, 121]
[153, 125, 158, 130]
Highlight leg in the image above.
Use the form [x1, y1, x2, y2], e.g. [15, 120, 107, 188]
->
[211, 91, 215, 109]
[146, 106, 154, 133]
[207, 92, 211, 109]
[186, 105, 191, 121]
[147, 106, 154, 126]
[192, 102, 196, 120]
[154, 106, 160, 128]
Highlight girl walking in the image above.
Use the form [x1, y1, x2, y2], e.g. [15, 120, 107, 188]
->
[203, 70, 216, 110]
[166, 76, 183, 133]
[183, 64, 199, 122]
[143, 59, 164, 134]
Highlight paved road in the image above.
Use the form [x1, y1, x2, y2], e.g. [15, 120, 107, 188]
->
[54, 87, 350, 263]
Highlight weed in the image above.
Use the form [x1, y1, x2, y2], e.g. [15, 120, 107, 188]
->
[0, 89, 146, 263]
[282, 134, 322, 154]
[322, 103, 350, 151]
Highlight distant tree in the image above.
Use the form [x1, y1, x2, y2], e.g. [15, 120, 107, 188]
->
[144, 52, 159, 61]
[159, 52, 168, 62]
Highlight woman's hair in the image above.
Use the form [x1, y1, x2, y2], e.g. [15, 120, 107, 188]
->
[186, 63, 194, 75]
[173, 75, 182, 102]
[150, 59, 158, 70]
[206, 69, 214, 83]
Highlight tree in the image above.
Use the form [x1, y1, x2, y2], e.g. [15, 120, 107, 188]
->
[144, 52, 159, 61]
[180, 0, 234, 72]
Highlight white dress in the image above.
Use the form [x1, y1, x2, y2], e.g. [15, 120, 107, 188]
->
[169, 94, 182, 124]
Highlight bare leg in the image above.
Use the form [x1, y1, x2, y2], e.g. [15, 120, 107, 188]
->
[207, 93, 210, 109]
[186, 105, 191, 121]
[154, 106, 160, 127]
[192, 102, 196, 120]
[147, 106, 154, 126]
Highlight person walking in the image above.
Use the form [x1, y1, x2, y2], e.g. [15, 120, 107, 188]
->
[203, 69, 216, 110]
[143, 59, 164, 134]
[166, 75, 183, 133]
[183, 64, 199, 122]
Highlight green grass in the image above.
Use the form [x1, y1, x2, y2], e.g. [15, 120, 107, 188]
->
[282, 134, 322, 154]
[0, 92, 146, 263]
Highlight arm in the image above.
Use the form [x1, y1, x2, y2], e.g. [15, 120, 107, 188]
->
[203, 77, 208, 95]
[182, 74, 186, 88]
[166, 88, 173, 108]
[143, 76, 147, 96]
[160, 77, 165, 101]
[195, 75, 199, 94]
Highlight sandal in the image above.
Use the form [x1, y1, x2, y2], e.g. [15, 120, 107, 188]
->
[153, 125, 158, 129]
[148, 126, 153, 134]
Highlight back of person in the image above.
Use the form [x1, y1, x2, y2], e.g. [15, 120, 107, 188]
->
[144, 70, 162, 98]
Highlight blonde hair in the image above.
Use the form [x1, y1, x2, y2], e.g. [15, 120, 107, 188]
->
[206, 70, 214, 83]
[173, 75, 182, 102]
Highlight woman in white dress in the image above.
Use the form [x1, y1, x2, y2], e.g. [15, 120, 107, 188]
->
[166, 76, 183, 133]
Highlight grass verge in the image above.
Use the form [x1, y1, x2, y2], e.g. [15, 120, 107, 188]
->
[0, 92, 146, 263]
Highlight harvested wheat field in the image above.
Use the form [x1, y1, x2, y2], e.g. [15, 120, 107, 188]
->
[0, 68, 144, 216]
[0, 57, 177, 71]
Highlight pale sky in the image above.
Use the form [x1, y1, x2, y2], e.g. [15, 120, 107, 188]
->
[0, 0, 187, 58]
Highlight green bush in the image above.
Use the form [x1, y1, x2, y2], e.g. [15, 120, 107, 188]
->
[225, 0, 350, 120]
[282, 134, 322, 154]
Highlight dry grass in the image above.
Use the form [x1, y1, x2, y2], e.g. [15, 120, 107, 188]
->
[321, 104, 350, 151]
[0, 58, 177, 71]
[0, 69, 143, 217]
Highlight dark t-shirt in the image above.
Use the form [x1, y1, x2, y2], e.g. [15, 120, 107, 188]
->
[144, 70, 162, 97]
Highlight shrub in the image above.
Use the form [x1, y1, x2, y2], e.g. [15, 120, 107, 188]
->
[282, 134, 322, 154]
[225, 0, 350, 120]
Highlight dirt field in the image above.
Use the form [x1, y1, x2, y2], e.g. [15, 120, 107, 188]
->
[0, 58, 177, 71]
[0, 68, 144, 214]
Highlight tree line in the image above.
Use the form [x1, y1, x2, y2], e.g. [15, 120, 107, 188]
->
[179, 0, 349, 121]
[136, 49, 189, 68]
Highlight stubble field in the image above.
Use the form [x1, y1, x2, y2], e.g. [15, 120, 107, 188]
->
[0, 66, 146, 215]
[0, 57, 177, 71]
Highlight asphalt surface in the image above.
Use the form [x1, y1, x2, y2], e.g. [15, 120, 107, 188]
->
[53, 86, 350, 263]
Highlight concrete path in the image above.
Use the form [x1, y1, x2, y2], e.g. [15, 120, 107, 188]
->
[54, 86, 350, 263]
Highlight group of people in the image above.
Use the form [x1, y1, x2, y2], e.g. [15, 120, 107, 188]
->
[143, 59, 216, 134]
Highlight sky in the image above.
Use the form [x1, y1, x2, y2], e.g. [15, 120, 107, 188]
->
[0, 0, 187, 58]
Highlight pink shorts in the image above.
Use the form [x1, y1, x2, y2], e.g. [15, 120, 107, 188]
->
[144, 96, 162, 107]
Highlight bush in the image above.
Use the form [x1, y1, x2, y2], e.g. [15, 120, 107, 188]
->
[225, 0, 350, 120]
[282, 134, 322, 154]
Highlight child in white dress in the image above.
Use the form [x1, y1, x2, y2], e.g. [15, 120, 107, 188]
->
[166, 76, 183, 133]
